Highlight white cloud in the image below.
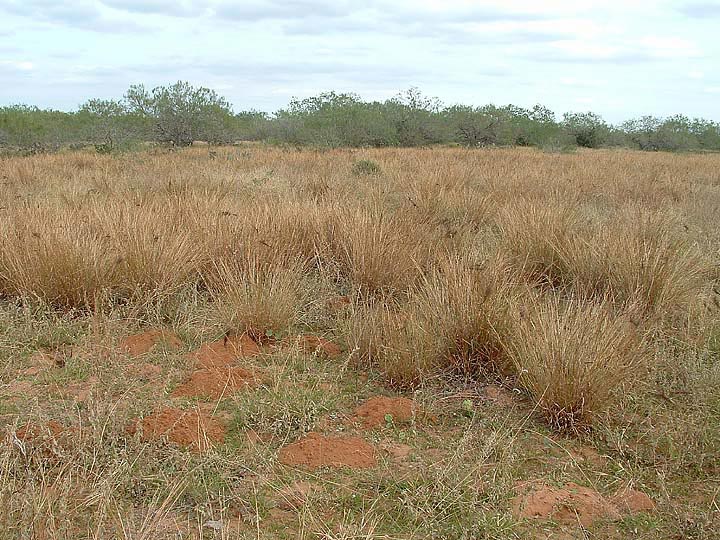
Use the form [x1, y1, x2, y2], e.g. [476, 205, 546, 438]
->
[0, 60, 34, 71]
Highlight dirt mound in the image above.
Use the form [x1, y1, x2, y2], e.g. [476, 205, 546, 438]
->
[352, 396, 417, 428]
[290, 335, 342, 358]
[512, 482, 621, 527]
[16, 420, 68, 442]
[132, 407, 225, 452]
[120, 329, 183, 357]
[172, 366, 257, 399]
[278, 432, 376, 470]
[513, 481, 656, 527]
[613, 487, 655, 514]
[189, 334, 261, 369]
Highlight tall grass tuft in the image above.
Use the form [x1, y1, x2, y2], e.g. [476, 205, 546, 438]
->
[209, 256, 310, 342]
[504, 295, 646, 431]
[0, 208, 113, 308]
[497, 201, 583, 289]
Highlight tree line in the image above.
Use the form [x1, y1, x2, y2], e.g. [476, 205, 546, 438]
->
[1, 81, 719, 154]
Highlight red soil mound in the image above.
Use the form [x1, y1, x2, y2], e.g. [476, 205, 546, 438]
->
[189, 334, 261, 370]
[512, 482, 654, 527]
[172, 366, 257, 399]
[288, 335, 343, 358]
[120, 329, 183, 357]
[352, 396, 416, 428]
[16, 420, 68, 442]
[278, 432, 376, 470]
[512, 482, 620, 527]
[132, 407, 225, 452]
[613, 487, 656, 514]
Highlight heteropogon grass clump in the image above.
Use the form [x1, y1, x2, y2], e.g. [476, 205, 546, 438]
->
[504, 296, 646, 431]
[497, 200, 585, 290]
[0, 208, 114, 308]
[209, 256, 311, 342]
[350, 257, 518, 387]
[325, 206, 434, 296]
[101, 201, 211, 298]
[340, 296, 396, 368]
[586, 209, 707, 320]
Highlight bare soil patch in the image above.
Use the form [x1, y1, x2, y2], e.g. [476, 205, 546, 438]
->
[288, 334, 343, 358]
[352, 396, 416, 428]
[189, 334, 261, 370]
[512, 481, 655, 527]
[512, 482, 620, 527]
[131, 406, 226, 452]
[612, 487, 656, 514]
[120, 329, 183, 357]
[172, 366, 257, 399]
[278, 432, 376, 470]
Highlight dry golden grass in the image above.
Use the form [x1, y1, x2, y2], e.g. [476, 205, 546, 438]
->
[210, 255, 312, 342]
[0, 145, 717, 416]
[1, 146, 719, 538]
[504, 295, 647, 431]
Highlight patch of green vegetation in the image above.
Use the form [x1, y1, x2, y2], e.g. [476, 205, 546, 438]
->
[351, 159, 382, 176]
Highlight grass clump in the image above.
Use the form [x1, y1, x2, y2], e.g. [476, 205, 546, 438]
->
[0, 208, 113, 309]
[504, 296, 646, 431]
[209, 256, 310, 342]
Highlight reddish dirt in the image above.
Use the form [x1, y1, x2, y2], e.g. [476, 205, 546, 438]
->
[172, 366, 257, 399]
[326, 295, 351, 312]
[512, 482, 621, 527]
[120, 329, 183, 357]
[352, 396, 417, 428]
[278, 432, 377, 470]
[482, 385, 516, 406]
[288, 335, 343, 358]
[613, 487, 656, 514]
[131, 407, 226, 452]
[189, 334, 261, 370]
[16, 420, 68, 442]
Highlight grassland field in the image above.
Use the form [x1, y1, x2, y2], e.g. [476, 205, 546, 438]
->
[0, 145, 718, 539]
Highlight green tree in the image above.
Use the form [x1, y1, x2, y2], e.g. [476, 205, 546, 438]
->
[79, 98, 140, 153]
[125, 81, 234, 146]
[562, 111, 609, 148]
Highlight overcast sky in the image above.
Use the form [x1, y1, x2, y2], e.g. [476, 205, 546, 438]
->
[1, 0, 719, 123]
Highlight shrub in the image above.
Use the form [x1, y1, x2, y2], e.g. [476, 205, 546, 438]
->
[351, 159, 382, 176]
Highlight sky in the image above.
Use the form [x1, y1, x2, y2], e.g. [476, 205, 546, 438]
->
[1, 0, 719, 123]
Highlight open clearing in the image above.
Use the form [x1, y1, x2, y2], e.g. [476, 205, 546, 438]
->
[0, 146, 719, 539]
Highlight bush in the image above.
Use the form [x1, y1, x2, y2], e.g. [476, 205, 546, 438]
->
[351, 159, 382, 176]
[125, 81, 234, 146]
